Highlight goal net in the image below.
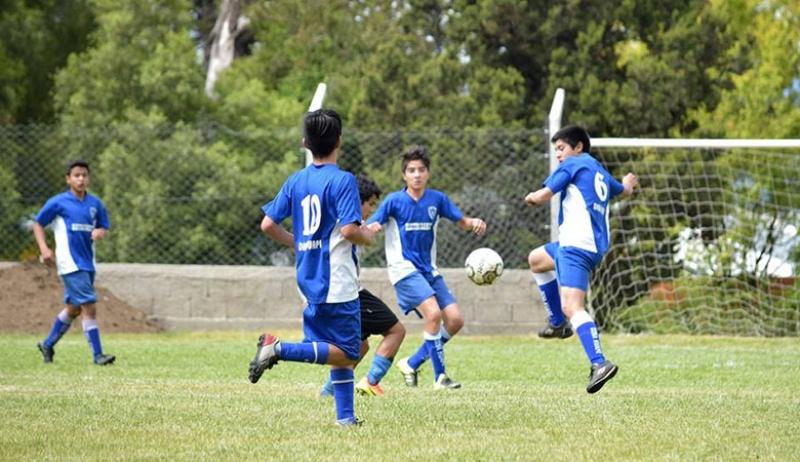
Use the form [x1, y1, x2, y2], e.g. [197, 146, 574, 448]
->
[588, 140, 800, 336]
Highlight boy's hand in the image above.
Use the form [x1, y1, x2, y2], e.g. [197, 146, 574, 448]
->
[622, 173, 638, 196]
[470, 218, 486, 236]
[39, 248, 55, 266]
[524, 192, 537, 205]
[92, 228, 107, 241]
[366, 222, 382, 233]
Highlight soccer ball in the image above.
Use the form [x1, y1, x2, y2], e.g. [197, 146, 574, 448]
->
[464, 248, 504, 286]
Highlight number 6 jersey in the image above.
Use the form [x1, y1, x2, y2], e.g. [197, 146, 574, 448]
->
[262, 163, 362, 304]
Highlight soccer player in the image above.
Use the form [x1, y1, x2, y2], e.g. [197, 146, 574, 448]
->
[367, 146, 487, 390]
[248, 108, 376, 426]
[319, 174, 407, 398]
[33, 160, 115, 366]
[524, 125, 637, 393]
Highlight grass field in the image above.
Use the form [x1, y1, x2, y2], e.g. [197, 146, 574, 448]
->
[1, 331, 799, 461]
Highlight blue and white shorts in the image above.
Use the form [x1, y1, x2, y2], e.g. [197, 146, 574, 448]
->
[61, 270, 97, 306]
[394, 271, 456, 315]
[544, 242, 603, 291]
[302, 299, 362, 361]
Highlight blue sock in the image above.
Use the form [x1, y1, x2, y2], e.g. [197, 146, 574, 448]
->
[277, 341, 329, 364]
[533, 272, 565, 326]
[366, 354, 393, 385]
[408, 325, 451, 369]
[43, 309, 72, 348]
[320, 377, 334, 397]
[331, 368, 355, 424]
[82, 319, 103, 358]
[423, 331, 446, 380]
[571, 311, 606, 365]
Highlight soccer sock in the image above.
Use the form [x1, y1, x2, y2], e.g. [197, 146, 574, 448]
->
[423, 331, 446, 381]
[533, 271, 565, 326]
[82, 319, 103, 358]
[331, 368, 356, 424]
[320, 377, 334, 396]
[408, 324, 452, 369]
[276, 341, 329, 364]
[43, 309, 73, 348]
[571, 311, 606, 365]
[366, 354, 393, 385]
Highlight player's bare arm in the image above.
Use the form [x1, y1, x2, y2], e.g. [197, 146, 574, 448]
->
[524, 187, 554, 206]
[341, 222, 376, 246]
[622, 173, 638, 196]
[457, 217, 486, 235]
[32, 222, 55, 266]
[260, 215, 294, 248]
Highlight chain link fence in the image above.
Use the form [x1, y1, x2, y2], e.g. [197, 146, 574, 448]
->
[1, 124, 551, 269]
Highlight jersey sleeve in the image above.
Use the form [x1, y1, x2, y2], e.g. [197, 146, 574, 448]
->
[35, 197, 60, 227]
[439, 192, 464, 222]
[367, 195, 392, 225]
[608, 176, 625, 199]
[96, 200, 110, 229]
[262, 178, 292, 223]
[335, 174, 363, 226]
[542, 163, 573, 194]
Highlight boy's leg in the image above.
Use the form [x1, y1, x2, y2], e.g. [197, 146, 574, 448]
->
[529, 245, 570, 338]
[354, 289, 404, 396]
[81, 303, 115, 365]
[331, 366, 357, 425]
[406, 303, 461, 368]
[38, 305, 80, 362]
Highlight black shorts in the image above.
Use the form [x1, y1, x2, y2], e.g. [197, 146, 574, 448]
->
[359, 289, 399, 340]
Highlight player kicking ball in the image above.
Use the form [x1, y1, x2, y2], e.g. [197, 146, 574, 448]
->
[367, 146, 487, 390]
[525, 125, 637, 393]
[319, 174, 407, 398]
[249, 109, 376, 426]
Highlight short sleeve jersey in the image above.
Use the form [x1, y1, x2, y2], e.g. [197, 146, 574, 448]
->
[35, 190, 110, 275]
[543, 153, 624, 255]
[262, 164, 362, 304]
[368, 188, 463, 284]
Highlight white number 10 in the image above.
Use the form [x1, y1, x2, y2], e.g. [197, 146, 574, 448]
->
[594, 172, 608, 201]
[301, 194, 321, 236]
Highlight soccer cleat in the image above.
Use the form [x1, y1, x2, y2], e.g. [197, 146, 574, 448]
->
[336, 418, 364, 427]
[355, 376, 385, 397]
[248, 333, 280, 384]
[319, 385, 334, 399]
[587, 360, 618, 394]
[94, 354, 116, 365]
[396, 357, 418, 387]
[37, 342, 54, 363]
[434, 374, 461, 390]
[538, 322, 573, 339]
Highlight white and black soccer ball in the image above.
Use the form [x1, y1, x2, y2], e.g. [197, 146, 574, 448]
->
[464, 248, 504, 286]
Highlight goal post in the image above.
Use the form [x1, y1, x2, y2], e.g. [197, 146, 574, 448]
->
[547, 89, 800, 336]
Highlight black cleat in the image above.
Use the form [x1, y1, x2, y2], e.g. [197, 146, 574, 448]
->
[94, 354, 116, 365]
[538, 322, 573, 339]
[587, 360, 618, 394]
[396, 357, 418, 387]
[37, 342, 54, 363]
[248, 333, 280, 384]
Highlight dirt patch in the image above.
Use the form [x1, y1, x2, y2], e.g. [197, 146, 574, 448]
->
[0, 262, 163, 334]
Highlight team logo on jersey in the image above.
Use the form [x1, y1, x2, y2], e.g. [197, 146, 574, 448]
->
[90, 207, 97, 219]
[428, 206, 438, 221]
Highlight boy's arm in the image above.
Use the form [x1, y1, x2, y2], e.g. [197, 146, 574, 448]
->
[260, 215, 295, 248]
[524, 187, 554, 206]
[457, 216, 487, 235]
[341, 222, 376, 246]
[32, 223, 54, 266]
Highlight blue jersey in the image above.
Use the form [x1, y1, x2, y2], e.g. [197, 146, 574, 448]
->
[262, 164, 362, 304]
[369, 188, 463, 284]
[544, 153, 624, 255]
[35, 190, 110, 275]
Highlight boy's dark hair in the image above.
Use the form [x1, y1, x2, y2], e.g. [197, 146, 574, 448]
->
[551, 125, 591, 153]
[401, 145, 431, 172]
[356, 173, 382, 204]
[66, 160, 90, 175]
[303, 109, 342, 158]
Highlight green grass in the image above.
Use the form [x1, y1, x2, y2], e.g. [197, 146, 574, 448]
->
[1, 332, 799, 461]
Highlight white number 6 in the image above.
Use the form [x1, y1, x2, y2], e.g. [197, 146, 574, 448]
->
[594, 172, 608, 201]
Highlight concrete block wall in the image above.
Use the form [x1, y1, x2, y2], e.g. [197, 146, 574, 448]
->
[89, 264, 547, 334]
